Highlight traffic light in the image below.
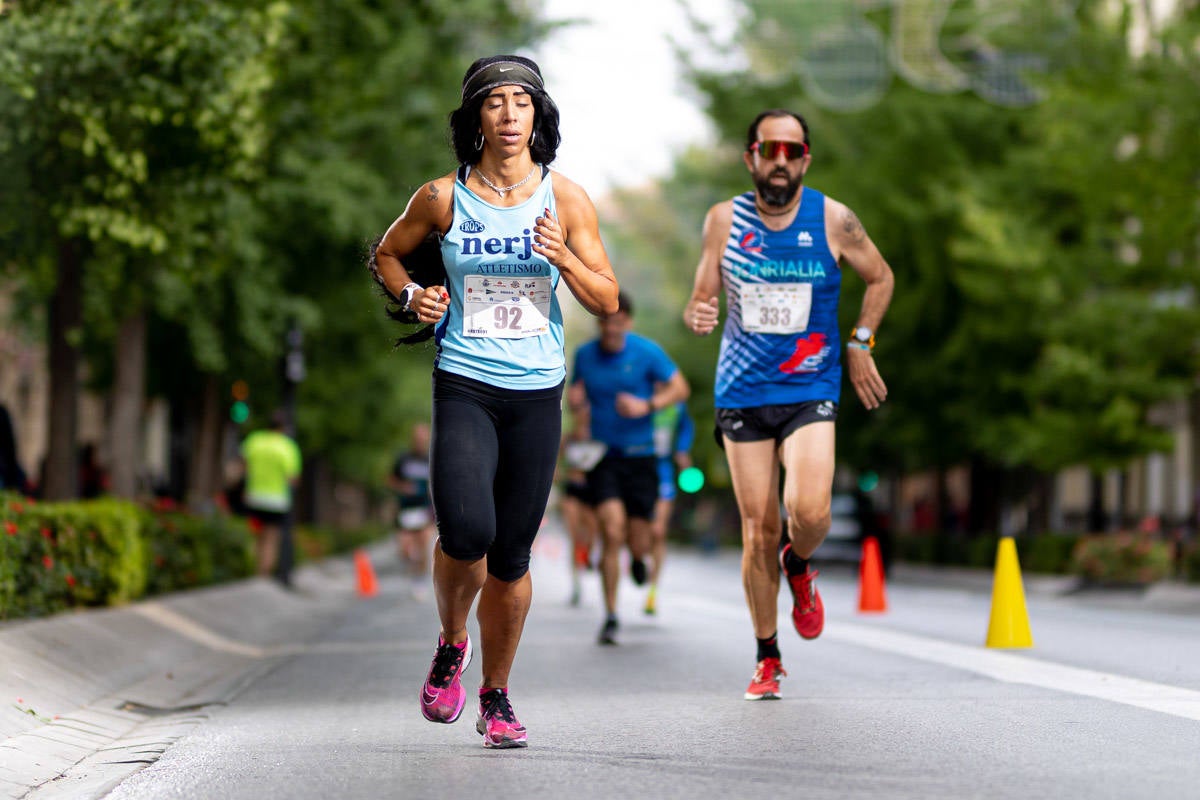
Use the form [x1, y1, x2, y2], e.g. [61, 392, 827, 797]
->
[230, 380, 250, 424]
[677, 466, 705, 494]
[230, 400, 250, 424]
[857, 471, 880, 492]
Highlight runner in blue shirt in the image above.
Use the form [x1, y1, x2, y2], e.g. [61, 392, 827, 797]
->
[571, 291, 689, 645]
[684, 109, 894, 701]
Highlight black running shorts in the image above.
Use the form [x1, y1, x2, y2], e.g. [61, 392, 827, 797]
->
[585, 454, 658, 521]
[430, 370, 563, 581]
[714, 399, 838, 447]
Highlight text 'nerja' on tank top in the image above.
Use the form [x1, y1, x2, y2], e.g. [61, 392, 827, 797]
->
[435, 166, 564, 390]
[715, 187, 842, 409]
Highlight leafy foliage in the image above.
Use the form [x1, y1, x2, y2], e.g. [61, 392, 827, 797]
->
[651, 0, 1200, 500]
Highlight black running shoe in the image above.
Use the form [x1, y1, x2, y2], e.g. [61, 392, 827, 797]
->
[598, 616, 618, 645]
[630, 558, 647, 586]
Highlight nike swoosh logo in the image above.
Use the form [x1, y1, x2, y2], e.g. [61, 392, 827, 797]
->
[498, 67, 512, 72]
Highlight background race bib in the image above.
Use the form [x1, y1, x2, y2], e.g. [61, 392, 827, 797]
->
[463, 275, 552, 338]
[398, 507, 432, 530]
[564, 440, 607, 472]
[741, 282, 812, 334]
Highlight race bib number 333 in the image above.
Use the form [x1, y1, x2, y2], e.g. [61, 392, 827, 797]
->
[463, 275, 552, 339]
[741, 282, 812, 334]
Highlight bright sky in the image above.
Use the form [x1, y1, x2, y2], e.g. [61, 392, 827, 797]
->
[533, 0, 740, 197]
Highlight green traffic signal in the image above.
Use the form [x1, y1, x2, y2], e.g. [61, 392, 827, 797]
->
[677, 466, 705, 494]
[230, 401, 250, 424]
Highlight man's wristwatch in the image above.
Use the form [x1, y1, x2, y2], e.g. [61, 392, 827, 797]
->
[850, 326, 875, 350]
[400, 282, 423, 312]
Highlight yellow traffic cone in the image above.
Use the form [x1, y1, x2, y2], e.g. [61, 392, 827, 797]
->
[985, 537, 1034, 648]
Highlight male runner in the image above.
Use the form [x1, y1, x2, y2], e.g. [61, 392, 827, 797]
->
[684, 109, 894, 699]
[571, 291, 689, 644]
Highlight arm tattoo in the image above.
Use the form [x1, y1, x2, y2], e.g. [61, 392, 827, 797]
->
[841, 208, 867, 244]
[425, 183, 439, 203]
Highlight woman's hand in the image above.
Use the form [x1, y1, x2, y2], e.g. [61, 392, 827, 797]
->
[414, 286, 450, 324]
[532, 207, 570, 269]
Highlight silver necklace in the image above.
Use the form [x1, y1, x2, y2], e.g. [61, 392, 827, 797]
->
[476, 165, 538, 198]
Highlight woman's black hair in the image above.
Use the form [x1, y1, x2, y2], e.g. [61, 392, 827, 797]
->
[448, 55, 561, 166]
[367, 233, 447, 346]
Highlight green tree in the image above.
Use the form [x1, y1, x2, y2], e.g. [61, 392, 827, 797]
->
[0, 0, 288, 499]
[253, 0, 546, 492]
[639, 0, 1199, 532]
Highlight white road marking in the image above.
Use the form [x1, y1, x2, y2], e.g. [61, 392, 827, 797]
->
[672, 594, 1200, 723]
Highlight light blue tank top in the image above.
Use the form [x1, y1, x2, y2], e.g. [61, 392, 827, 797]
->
[435, 168, 564, 390]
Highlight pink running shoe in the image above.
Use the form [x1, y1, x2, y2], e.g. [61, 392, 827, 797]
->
[420, 635, 472, 723]
[476, 688, 528, 749]
[780, 544, 824, 640]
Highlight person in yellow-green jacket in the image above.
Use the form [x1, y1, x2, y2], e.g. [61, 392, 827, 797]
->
[241, 411, 302, 578]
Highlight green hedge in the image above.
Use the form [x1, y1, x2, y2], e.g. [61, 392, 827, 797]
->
[1, 495, 235, 617]
[1, 495, 148, 618]
[893, 531, 1082, 574]
[294, 523, 388, 563]
[1185, 543, 1200, 585]
[1069, 533, 1173, 585]
[1, 491, 390, 620]
[143, 509, 255, 595]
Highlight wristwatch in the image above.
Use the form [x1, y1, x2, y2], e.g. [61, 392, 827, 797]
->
[850, 326, 875, 349]
[400, 283, 422, 312]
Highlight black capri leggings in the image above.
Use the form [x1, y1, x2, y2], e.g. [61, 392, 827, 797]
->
[430, 370, 563, 581]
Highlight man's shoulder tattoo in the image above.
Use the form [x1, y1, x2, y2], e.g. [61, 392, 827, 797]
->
[841, 207, 867, 244]
[425, 182, 439, 203]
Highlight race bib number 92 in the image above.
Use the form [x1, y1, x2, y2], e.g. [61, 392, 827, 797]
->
[463, 275, 552, 339]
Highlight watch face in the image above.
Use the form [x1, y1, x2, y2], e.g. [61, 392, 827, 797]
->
[854, 327, 872, 342]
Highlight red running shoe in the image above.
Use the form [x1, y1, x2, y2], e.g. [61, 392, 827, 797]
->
[780, 544, 824, 640]
[744, 657, 787, 700]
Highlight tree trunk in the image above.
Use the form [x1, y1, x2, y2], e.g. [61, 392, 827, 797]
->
[43, 240, 83, 500]
[1086, 471, 1105, 532]
[185, 374, 221, 511]
[967, 457, 1002, 535]
[1189, 388, 1200, 535]
[108, 310, 146, 498]
[1028, 471, 1055, 534]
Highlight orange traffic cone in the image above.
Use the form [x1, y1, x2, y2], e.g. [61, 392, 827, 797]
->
[354, 549, 379, 598]
[857, 536, 888, 613]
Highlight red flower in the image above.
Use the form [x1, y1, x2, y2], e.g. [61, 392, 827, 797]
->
[9, 501, 24, 513]
[65, 575, 76, 587]
[40, 528, 52, 540]
[42, 555, 53, 569]
[3, 521, 15, 536]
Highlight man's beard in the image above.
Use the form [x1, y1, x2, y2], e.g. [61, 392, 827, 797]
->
[755, 169, 802, 207]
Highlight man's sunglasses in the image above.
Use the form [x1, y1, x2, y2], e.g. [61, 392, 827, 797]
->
[750, 139, 810, 160]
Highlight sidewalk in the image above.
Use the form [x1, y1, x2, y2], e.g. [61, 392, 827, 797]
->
[0, 546, 372, 800]
[889, 560, 1200, 614]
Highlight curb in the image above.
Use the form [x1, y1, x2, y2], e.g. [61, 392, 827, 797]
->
[0, 550, 367, 799]
[889, 561, 1200, 611]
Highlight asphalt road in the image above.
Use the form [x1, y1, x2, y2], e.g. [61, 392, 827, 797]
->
[96, 522, 1200, 800]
